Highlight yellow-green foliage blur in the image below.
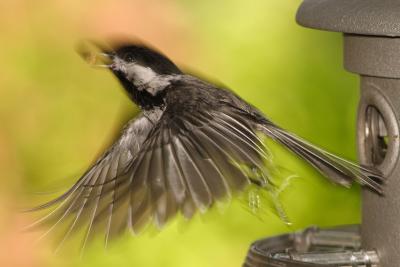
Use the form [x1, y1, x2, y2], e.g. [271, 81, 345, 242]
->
[0, 0, 361, 266]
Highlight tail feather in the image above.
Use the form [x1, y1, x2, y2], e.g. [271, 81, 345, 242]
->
[259, 123, 383, 194]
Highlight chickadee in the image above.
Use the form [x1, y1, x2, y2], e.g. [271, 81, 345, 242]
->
[28, 41, 382, 249]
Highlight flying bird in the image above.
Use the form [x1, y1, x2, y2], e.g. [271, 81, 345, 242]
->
[27, 41, 383, 250]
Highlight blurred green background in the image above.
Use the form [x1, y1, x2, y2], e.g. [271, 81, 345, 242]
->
[0, 0, 361, 266]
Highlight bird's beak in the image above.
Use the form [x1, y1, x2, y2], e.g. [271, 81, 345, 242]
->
[76, 40, 115, 69]
[92, 52, 114, 68]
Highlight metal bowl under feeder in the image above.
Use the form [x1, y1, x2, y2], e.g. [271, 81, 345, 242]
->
[244, 0, 400, 266]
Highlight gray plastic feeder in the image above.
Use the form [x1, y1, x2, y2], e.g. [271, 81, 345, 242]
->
[244, 0, 400, 266]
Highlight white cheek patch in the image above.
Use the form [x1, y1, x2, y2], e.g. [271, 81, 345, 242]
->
[125, 63, 173, 96]
[126, 64, 157, 86]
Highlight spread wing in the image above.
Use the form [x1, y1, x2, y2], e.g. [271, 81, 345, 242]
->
[27, 89, 270, 250]
[129, 104, 269, 230]
[26, 113, 157, 249]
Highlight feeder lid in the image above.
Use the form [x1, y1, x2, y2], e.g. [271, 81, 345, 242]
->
[296, 0, 400, 37]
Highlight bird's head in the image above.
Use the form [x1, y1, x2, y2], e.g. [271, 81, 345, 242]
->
[79, 41, 182, 108]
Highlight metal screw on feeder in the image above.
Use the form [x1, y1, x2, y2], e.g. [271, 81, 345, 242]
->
[244, 0, 400, 266]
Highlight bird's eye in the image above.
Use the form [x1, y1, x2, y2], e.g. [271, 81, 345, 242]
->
[124, 53, 134, 62]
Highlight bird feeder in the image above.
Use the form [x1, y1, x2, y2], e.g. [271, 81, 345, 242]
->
[244, 0, 400, 266]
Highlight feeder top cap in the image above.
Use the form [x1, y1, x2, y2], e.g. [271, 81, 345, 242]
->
[296, 0, 400, 37]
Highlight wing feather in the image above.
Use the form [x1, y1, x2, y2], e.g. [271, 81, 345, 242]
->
[27, 86, 273, 248]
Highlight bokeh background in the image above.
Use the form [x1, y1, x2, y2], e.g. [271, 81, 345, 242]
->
[0, 0, 361, 266]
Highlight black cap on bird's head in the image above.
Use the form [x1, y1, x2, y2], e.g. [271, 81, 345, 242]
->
[109, 44, 182, 75]
[78, 41, 182, 108]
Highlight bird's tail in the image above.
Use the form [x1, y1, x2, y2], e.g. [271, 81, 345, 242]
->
[258, 123, 383, 194]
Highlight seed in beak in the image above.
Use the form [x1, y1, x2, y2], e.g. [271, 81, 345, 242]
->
[76, 41, 114, 68]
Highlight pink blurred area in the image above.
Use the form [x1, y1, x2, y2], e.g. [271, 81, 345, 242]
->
[0, 205, 46, 267]
[0, 0, 193, 63]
